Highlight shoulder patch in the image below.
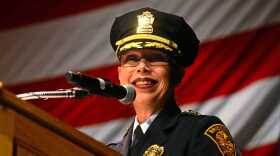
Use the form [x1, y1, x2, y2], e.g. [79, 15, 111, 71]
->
[204, 124, 236, 156]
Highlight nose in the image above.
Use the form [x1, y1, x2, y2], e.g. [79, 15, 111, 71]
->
[136, 59, 151, 73]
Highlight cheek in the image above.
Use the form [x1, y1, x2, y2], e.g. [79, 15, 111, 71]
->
[118, 67, 132, 84]
[155, 68, 171, 87]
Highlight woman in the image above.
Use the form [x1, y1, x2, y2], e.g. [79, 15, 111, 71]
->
[109, 7, 240, 156]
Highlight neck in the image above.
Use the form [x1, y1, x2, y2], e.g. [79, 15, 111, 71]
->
[135, 109, 158, 124]
[133, 97, 175, 124]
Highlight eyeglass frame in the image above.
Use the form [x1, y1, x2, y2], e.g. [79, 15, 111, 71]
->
[119, 53, 171, 67]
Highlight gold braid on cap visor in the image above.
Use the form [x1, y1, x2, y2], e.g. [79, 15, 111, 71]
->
[115, 34, 178, 56]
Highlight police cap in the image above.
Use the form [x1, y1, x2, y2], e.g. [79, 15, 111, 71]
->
[110, 7, 199, 67]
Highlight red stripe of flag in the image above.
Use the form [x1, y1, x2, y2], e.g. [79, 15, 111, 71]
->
[176, 23, 280, 104]
[0, 0, 130, 31]
[242, 142, 279, 156]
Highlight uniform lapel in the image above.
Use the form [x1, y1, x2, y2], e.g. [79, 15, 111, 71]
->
[120, 124, 133, 156]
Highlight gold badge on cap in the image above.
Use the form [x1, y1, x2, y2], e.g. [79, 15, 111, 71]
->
[204, 124, 236, 156]
[143, 144, 164, 156]
[137, 11, 155, 34]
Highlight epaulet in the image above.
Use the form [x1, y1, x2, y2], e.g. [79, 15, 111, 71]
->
[181, 110, 201, 116]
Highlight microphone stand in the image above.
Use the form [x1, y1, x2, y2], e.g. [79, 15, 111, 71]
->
[16, 87, 89, 100]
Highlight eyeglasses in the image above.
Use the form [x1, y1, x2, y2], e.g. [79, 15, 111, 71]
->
[120, 54, 170, 67]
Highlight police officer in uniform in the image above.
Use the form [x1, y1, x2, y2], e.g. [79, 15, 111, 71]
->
[108, 7, 241, 156]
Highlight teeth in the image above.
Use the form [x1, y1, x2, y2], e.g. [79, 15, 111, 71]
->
[136, 81, 153, 85]
[132, 78, 157, 87]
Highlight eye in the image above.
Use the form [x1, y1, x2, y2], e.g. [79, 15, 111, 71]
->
[126, 55, 140, 61]
[120, 55, 140, 65]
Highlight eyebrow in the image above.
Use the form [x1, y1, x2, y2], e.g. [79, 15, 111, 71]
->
[123, 52, 167, 57]
[120, 53, 138, 60]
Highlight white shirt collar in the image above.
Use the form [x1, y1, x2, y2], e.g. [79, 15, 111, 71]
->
[132, 112, 159, 135]
[131, 112, 159, 143]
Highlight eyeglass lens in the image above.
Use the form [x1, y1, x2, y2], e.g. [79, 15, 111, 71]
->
[120, 54, 169, 67]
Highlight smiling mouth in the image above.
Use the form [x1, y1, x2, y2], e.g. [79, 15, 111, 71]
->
[132, 78, 158, 89]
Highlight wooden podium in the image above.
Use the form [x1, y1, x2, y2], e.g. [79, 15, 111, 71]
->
[0, 82, 122, 156]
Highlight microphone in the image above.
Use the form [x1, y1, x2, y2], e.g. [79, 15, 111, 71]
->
[65, 71, 136, 104]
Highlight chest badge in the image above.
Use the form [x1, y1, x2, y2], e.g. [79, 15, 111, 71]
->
[143, 144, 164, 156]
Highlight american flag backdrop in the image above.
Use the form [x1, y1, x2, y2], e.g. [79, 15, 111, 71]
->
[0, 0, 279, 155]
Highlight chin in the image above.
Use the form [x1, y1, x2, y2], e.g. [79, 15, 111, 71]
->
[134, 92, 163, 104]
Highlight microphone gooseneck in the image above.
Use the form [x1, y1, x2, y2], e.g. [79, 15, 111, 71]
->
[16, 87, 89, 100]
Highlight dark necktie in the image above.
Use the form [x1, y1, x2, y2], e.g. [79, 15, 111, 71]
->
[132, 125, 144, 147]
[128, 125, 145, 156]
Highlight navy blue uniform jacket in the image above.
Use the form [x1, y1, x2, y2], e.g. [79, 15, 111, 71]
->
[108, 101, 241, 156]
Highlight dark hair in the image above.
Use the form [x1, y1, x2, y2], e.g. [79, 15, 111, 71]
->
[169, 61, 185, 86]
